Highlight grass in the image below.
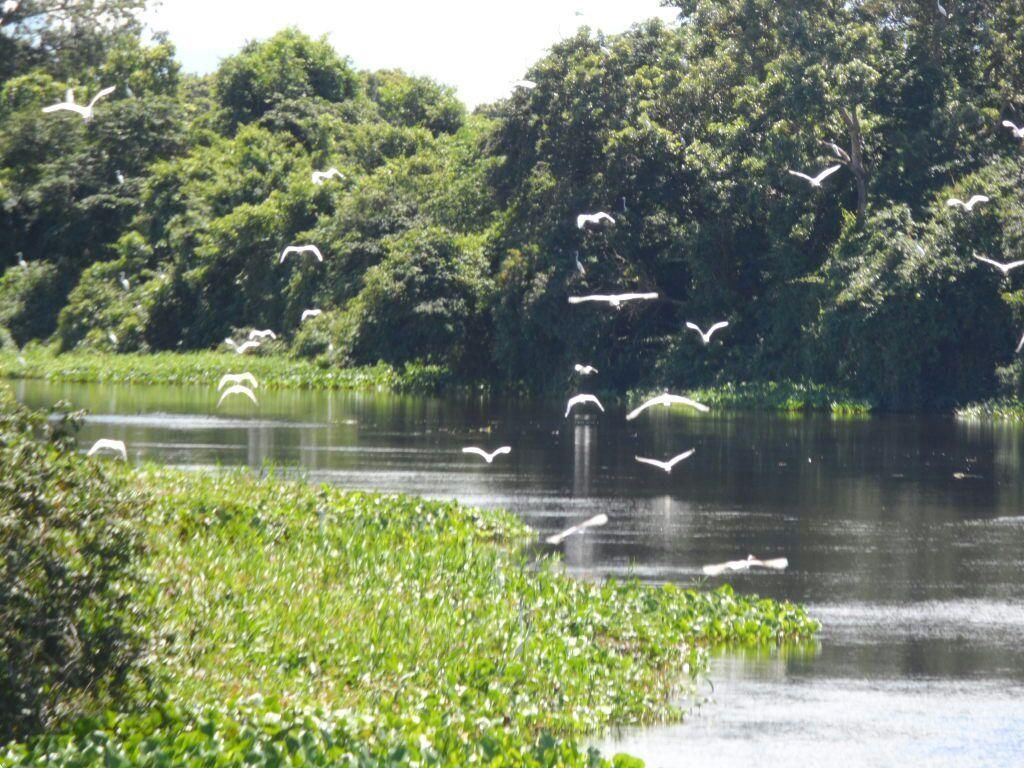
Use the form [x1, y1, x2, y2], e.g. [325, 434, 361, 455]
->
[675, 380, 874, 415]
[2, 466, 819, 767]
[955, 398, 1024, 421]
[0, 348, 453, 395]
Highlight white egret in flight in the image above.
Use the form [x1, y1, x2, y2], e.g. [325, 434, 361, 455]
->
[86, 438, 127, 461]
[576, 212, 616, 229]
[42, 86, 115, 120]
[248, 329, 277, 341]
[947, 195, 990, 212]
[312, 168, 344, 185]
[462, 446, 512, 463]
[635, 449, 696, 474]
[626, 392, 710, 421]
[512, 79, 536, 90]
[546, 514, 608, 545]
[574, 364, 598, 375]
[218, 372, 258, 391]
[686, 321, 729, 345]
[217, 384, 258, 407]
[973, 253, 1024, 275]
[301, 309, 323, 322]
[1002, 120, 1024, 139]
[568, 293, 658, 308]
[937, 1, 949, 18]
[565, 393, 605, 418]
[702, 554, 789, 576]
[787, 164, 842, 187]
[280, 245, 324, 264]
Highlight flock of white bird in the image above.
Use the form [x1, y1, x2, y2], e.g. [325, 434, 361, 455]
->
[47, 47, 1023, 579]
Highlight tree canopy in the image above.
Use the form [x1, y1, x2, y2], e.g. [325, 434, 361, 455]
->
[3, 3, 1024, 407]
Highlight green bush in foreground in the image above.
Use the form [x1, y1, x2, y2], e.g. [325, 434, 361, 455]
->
[0, 389, 146, 739]
[1, 459, 816, 766]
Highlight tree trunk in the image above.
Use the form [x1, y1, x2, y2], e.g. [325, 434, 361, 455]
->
[839, 105, 868, 225]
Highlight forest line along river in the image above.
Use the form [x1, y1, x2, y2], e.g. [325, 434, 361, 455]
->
[13, 378, 1024, 767]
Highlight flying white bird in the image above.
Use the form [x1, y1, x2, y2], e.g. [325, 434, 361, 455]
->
[947, 195, 990, 212]
[86, 438, 127, 461]
[702, 554, 789, 576]
[512, 79, 537, 90]
[301, 309, 323, 322]
[973, 253, 1024, 275]
[574, 251, 586, 276]
[217, 384, 258, 407]
[574, 364, 598, 375]
[1002, 121, 1024, 139]
[311, 168, 344, 185]
[686, 321, 729, 345]
[118, 271, 130, 291]
[280, 245, 324, 264]
[635, 449, 697, 474]
[248, 329, 277, 341]
[577, 212, 616, 229]
[937, 1, 949, 18]
[461, 446, 512, 463]
[787, 164, 842, 188]
[565, 393, 605, 418]
[218, 372, 259, 391]
[545, 514, 608, 545]
[567, 292, 658, 308]
[626, 392, 710, 421]
[42, 86, 115, 120]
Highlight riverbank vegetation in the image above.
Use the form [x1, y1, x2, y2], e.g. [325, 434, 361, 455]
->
[0, 388, 819, 765]
[3, 1, 1024, 411]
[0, 348, 453, 394]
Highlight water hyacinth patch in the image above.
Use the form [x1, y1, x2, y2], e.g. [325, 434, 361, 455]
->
[2, 464, 818, 766]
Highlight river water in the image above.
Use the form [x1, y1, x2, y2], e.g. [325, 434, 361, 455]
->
[13, 379, 1024, 766]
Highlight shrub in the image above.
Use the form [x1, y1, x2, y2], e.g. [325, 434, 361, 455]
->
[0, 261, 62, 345]
[0, 388, 147, 739]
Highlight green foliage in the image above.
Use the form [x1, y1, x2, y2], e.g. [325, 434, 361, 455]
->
[0, 387, 146, 739]
[215, 28, 358, 128]
[364, 69, 465, 135]
[346, 226, 493, 375]
[1, 464, 817, 765]
[0, 260, 61, 344]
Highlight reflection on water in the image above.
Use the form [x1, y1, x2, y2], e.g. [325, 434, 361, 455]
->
[15, 379, 1024, 766]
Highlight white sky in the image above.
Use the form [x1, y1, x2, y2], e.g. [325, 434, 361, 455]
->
[145, 0, 678, 107]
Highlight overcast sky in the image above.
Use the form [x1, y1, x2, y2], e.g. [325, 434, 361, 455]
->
[144, 0, 679, 107]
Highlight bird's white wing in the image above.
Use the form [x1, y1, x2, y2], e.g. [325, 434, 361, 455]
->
[635, 456, 670, 471]
[224, 338, 238, 348]
[685, 321, 702, 334]
[218, 385, 258, 407]
[568, 295, 607, 304]
[301, 309, 322, 321]
[758, 557, 789, 570]
[576, 214, 589, 229]
[665, 449, 697, 468]
[1017, 332, 1024, 355]
[947, 198, 964, 208]
[967, 195, 990, 208]
[87, 438, 127, 460]
[42, 103, 88, 116]
[811, 164, 843, 184]
[1003, 121, 1021, 131]
[236, 341, 260, 354]
[462, 447, 488, 459]
[701, 560, 741, 576]
[665, 394, 711, 413]
[545, 513, 608, 545]
[86, 86, 115, 108]
[973, 254, 1009, 271]
[625, 397, 658, 421]
[309, 245, 324, 262]
[616, 293, 659, 302]
[787, 170, 814, 183]
[708, 321, 730, 335]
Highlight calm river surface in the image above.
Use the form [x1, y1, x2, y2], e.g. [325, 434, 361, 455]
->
[14, 379, 1024, 767]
